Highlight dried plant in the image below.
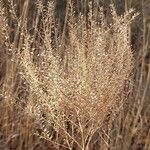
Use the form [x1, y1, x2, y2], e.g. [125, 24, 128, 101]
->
[1, 0, 147, 150]
[17, 2, 135, 149]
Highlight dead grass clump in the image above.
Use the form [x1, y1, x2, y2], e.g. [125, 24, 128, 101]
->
[17, 2, 135, 149]
[0, 0, 141, 149]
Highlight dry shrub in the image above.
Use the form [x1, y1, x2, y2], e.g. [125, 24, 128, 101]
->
[0, 0, 139, 149]
[18, 2, 136, 149]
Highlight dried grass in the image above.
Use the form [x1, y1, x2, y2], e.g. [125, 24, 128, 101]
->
[0, 0, 149, 150]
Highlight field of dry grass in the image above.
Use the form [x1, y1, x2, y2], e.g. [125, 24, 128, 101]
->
[0, 0, 150, 150]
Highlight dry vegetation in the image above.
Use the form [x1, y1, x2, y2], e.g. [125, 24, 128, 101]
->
[0, 0, 150, 150]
